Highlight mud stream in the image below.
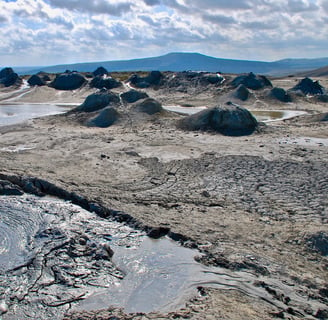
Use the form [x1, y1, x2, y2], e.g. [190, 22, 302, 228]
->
[0, 195, 326, 319]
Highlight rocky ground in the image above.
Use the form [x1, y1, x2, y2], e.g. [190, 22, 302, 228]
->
[0, 71, 327, 319]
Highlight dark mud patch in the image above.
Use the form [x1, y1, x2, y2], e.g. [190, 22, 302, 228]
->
[1, 195, 327, 320]
[0, 173, 141, 228]
[305, 232, 328, 256]
[1, 173, 328, 319]
[0, 195, 142, 319]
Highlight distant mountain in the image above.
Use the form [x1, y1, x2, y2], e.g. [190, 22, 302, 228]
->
[273, 58, 328, 71]
[297, 65, 328, 77]
[11, 52, 328, 76]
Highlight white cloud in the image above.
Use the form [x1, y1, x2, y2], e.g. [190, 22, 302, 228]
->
[47, 0, 133, 16]
[188, 0, 253, 10]
[288, 0, 319, 12]
[202, 14, 236, 25]
[0, 0, 327, 66]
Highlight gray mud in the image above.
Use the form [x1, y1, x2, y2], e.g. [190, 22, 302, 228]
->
[0, 74, 327, 320]
[1, 193, 327, 320]
[0, 195, 140, 319]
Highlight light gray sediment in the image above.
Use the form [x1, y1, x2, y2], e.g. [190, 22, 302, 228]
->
[0, 74, 327, 319]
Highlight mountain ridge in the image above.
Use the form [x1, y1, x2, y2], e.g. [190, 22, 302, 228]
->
[297, 65, 328, 77]
[8, 52, 328, 76]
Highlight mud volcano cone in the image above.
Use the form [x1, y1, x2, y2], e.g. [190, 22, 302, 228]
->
[134, 98, 163, 115]
[76, 91, 120, 113]
[0, 67, 22, 87]
[291, 77, 325, 95]
[28, 74, 45, 86]
[86, 107, 119, 128]
[178, 103, 258, 136]
[50, 71, 86, 90]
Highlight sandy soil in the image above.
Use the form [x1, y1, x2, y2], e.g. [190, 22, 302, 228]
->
[0, 75, 327, 319]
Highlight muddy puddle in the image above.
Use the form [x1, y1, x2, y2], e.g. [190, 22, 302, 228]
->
[0, 104, 71, 126]
[162, 105, 307, 122]
[0, 195, 326, 319]
[250, 110, 307, 122]
[163, 105, 208, 115]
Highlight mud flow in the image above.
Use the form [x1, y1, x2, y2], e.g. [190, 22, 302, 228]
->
[1, 195, 326, 319]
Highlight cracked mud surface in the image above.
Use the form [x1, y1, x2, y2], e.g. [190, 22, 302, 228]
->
[0, 76, 327, 319]
[0, 195, 142, 319]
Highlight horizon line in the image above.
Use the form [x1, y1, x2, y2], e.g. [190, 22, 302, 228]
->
[4, 52, 328, 69]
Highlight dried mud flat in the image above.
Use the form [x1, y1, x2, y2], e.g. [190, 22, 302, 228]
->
[0, 75, 327, 319]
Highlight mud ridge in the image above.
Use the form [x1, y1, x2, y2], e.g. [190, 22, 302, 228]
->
[0, 173, 195, 246]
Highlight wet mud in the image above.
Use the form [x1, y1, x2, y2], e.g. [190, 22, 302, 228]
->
[0, 195, 140, 319]
[0, 173, 327, 319]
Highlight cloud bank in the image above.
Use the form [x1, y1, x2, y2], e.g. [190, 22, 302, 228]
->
[0, 0, 327, 66]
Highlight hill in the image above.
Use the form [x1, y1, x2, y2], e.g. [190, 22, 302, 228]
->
[10, 52, 328, 76]
[297, 65, 328, 77]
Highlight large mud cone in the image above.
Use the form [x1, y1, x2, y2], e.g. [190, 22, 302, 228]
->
[50, 72, 86, 90]
[76, 91, 120, 113]
[86, 107, 120, 128]
[164, 71, 224, 92]
[234, 84, 250, 101]
[129, 71, 163, 88]
[93, 66, 108, 77]
[120, 89, 148, 103]
[90, 75, 121, 90]
[134, 98, 163, 115]
[0, 67, 14, 79]
[0, 67, 22, 87]
[290, 77, 325, 95]
[231, 72, 272, 90]
[28, 74, 45, 86]
[178, 103, 258, 136]
[270, 87, 292, 102]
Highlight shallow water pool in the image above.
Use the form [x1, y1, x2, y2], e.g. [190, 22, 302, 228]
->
[162, 105, 307, 122]
[0, 104, 72, 126]
[250, 110, 307, 122]
[163, 105, 208, 115]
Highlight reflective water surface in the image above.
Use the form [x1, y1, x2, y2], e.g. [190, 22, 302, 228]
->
[163, 105, 207, 115]
[0, 104, 71, 126]
[0, 195, 326, 319]
[162, 105, 307, 122]
[250, 110, 307, 122]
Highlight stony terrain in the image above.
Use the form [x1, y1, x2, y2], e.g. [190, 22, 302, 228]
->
[0, 69, 327, 319]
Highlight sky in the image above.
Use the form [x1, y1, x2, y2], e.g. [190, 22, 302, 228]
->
[0, 0, 327, 66]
